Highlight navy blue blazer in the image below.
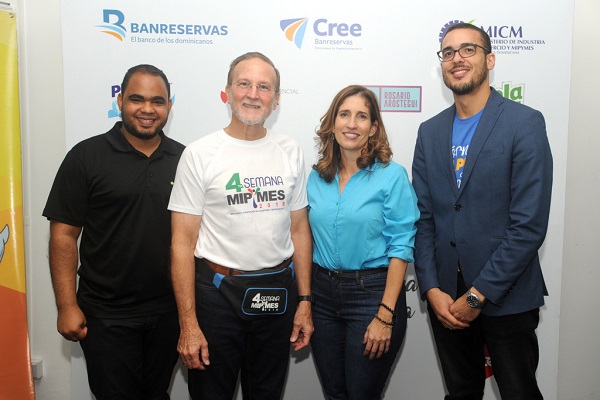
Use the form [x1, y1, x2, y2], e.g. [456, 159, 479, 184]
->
[412, 89, 553, 317]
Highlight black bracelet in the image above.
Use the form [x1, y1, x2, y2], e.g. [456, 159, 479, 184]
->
[379, 302, 396, 318]
[297, 295, 314, 306]
[374, 313, 394, 327]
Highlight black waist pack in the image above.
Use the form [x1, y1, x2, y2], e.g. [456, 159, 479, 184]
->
[197, 259, 295, 320]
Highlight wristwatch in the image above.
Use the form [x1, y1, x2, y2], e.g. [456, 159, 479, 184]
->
[297, 295, 314, 306]
[466, 290, 486, 309]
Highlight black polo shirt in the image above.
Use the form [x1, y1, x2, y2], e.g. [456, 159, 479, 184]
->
[43, 122, 185, 318]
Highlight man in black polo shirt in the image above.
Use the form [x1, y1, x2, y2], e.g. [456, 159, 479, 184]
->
[43, 64, 184, 400]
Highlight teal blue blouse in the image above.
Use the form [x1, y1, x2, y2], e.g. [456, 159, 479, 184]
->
[308, 161, 419, 270]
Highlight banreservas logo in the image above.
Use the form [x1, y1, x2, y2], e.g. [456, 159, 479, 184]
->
[98, 9, 228, 46]
[97, 9, 127, 41]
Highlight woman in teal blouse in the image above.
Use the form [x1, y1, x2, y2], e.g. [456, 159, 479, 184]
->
[308, 85, 419, 400]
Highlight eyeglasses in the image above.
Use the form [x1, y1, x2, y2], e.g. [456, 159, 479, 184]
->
[437, 43, 491, 62]
[232, 81, 275, 94]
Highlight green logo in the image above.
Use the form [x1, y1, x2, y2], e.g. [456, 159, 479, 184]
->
[495, 82, 524, 104]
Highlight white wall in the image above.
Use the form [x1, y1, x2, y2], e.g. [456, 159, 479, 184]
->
[18, 0, 72, 398]
[557, 0, 600, 399]
[16, 0, 599, 399]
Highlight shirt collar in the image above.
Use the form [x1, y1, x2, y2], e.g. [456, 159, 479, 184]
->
[335, 160, 381, 182]
[106, 122, 179, 155]
[364, 159, 382, 173]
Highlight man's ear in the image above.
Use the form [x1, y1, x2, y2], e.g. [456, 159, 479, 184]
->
[486, 52, 496, 72]
[224, 86, 231, 104]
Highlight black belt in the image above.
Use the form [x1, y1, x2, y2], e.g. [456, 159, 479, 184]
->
[313, 263, 387, 279]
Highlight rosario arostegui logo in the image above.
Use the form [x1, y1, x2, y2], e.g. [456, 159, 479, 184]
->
[366, 86, 422, 112]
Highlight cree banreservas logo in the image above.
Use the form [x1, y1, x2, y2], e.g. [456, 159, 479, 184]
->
[280, 17, 364, 51]
[97, 9, 127, 41]
[280, 18, 308, 49]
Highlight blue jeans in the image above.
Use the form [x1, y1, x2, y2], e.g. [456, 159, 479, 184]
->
[80, 312, 179, 400]
[188, 263, 297, 400]
[310, 266, 407, 400]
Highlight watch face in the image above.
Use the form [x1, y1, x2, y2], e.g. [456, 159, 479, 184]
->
[466, 291, 483, 309]
[466, 295, 476, 307]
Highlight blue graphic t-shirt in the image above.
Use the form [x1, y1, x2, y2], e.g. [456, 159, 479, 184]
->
[452, 109, 484, 188]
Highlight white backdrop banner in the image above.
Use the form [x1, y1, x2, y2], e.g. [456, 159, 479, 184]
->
[60, 1, 572, 399]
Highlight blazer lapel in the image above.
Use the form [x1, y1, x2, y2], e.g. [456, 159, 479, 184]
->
[436, 105, 459, 198]
[458, 90, 504, 194]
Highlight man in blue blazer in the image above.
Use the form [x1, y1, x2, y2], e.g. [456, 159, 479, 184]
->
[412, 23, 553, 400]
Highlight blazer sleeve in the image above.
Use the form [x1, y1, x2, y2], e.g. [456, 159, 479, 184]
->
[411, 124, 440, 300]
[472, 109, 553, 305]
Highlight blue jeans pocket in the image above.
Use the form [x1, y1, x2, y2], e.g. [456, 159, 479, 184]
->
[356, 271, 387, 294]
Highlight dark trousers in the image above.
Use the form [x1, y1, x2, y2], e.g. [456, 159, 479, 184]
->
[428, 274, 543, 400]
[310, 266, 407, 400]
[188, 264, 297, 400]
[80, 312, 180, 400]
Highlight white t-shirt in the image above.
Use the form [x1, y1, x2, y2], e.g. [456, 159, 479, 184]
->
[168, 129, 308, 271]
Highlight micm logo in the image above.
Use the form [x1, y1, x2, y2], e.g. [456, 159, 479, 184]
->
[438, 19, 475, 44]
